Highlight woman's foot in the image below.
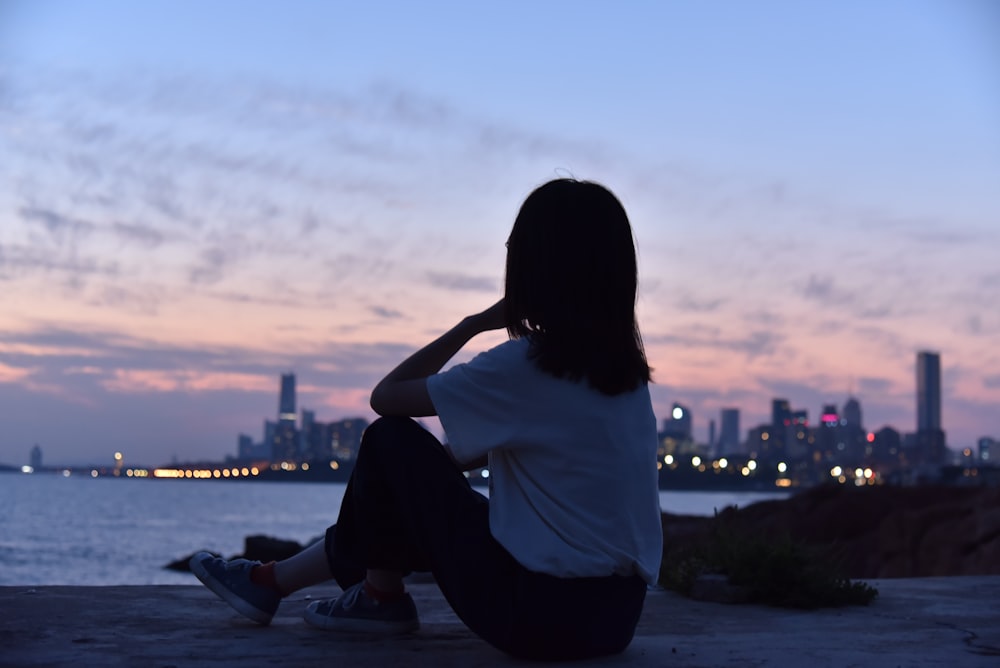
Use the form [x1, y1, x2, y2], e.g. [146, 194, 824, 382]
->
[189, 552, 282, 625]
[303, 581, 419, 633]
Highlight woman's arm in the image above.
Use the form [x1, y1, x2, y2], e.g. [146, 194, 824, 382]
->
[369, 299, 506, 417]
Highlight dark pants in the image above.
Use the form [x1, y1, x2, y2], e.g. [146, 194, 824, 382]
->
[323, 417, 647, 661]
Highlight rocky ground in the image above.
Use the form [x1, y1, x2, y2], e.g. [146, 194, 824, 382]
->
[661, 483, 1000, 579]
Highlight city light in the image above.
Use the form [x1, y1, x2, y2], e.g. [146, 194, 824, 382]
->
[691, 456, 702, 467]
[777, 462, 787, 473]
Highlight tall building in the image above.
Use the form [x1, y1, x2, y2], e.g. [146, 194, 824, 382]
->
[29, 444, 42, 470]
[842, 397, 863, 430]
[916, 352, 941, 431]
[840, 397, 865, 462]
[718, 408, 740, 454]
[916, 351, 946, 464]
[771, 399, 791, 429]
[279, 373, 296, 422]
[770, 398, 792, 458]
[269, 373, 300, 462]
[816, 404, 840, 462]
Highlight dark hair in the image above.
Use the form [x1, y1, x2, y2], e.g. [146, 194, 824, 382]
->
[504, 179, 651, 395]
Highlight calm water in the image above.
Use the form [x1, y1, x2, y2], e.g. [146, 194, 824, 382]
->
[0, 473, 788, 586]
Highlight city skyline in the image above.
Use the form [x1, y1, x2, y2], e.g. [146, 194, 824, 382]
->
[2, 1, 998, 466]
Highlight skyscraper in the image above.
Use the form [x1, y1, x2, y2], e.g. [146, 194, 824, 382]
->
[719, 408, 740, 454]
[842, 397, 863, 430]
[916, 351, 946, 464]
[279, 373, 296, 422]
[274, 373, 299, 461]
[916, 352, 941, 431]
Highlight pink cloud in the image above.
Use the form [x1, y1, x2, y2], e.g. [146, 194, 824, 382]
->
[101, 370, 274, 394]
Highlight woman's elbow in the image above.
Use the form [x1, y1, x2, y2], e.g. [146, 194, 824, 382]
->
[369, 384, 388, 415]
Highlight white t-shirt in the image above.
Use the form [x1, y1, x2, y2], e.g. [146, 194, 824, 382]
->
[426, 337, 663, 584]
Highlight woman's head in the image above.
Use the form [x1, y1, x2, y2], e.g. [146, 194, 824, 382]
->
[504, 179, 650, 394]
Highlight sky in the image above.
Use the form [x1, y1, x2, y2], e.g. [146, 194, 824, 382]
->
[1, 0, 998, 467]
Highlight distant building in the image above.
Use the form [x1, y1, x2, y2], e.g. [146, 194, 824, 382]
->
[916, 351, 946, 464]
[872, 426, 903, 466]
[771, 398, 792, 457]
[842, 397, 863, 430]
[786, 409, 809, 460]
[916, 352, 941, 431]
[840, 397, 866, 462]
[29, 444, 42, 470]
[238, 434, 254, 460]
[661, 403, 692, 442]
[815, 404, 840, 462]
[279, 373, 296, 422]
[718, 408, 740, 455]
[746, 424, 774, 460]
[274, 373, 298, 461]
[978, 437, 995, 465]
[328, 418, 369, 462]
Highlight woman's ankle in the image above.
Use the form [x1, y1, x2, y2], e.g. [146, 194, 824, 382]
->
[250, 562, 287, 596]
[365, 569, 404, 598]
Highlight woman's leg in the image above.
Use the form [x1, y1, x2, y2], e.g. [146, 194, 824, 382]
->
[270, 539, 332, 595]
[316, 416, 522, 639]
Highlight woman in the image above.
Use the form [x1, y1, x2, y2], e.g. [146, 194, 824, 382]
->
[191, 178, 662, 660]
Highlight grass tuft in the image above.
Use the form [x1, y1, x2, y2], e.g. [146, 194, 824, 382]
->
[659, 511, 878, 609]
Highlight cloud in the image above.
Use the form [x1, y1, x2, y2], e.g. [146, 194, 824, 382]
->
[0, 242, 120, 279]
[189, 247, 229, 285]
[858, 305, 893, 319]
[0, 361, 33, 383]
[111, 222, 165, 248]
[19, 205, 96, 241]
[425, 271, 497, 292]
[369, 305, 404, 319]
[647, 329, 784, 360]
[101, 369, 274, 394]
[802, 274, 853, 305]
[857, 376, 894, 394]
[676, 294, 727, 313]
[984, 374, 1000, 389]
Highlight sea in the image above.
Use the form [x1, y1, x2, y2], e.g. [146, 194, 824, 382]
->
[0, 474, 789, 586]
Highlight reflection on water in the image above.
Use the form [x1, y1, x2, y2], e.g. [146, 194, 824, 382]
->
[0, 473, 788, 585]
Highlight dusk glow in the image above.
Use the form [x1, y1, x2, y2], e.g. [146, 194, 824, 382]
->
[2, 1, 998, 466]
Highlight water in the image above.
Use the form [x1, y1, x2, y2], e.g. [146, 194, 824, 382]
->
[0, 473, 788, 586]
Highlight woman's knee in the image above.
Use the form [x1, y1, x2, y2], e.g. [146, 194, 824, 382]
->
[363, 416, 423, 449]
[360, 416, 443, 460]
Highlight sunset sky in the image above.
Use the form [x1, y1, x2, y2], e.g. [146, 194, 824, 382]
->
[2, 1, 998, 467]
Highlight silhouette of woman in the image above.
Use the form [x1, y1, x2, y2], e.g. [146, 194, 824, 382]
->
[191, 178, 662, 660]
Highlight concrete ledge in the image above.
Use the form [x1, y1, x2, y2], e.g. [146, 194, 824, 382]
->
[3, 577, 999, 666]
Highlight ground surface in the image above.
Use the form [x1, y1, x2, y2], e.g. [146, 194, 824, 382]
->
[2, 577, 998, 666]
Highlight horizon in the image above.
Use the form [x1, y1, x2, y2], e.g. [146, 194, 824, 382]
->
[2, 1, 999, 466]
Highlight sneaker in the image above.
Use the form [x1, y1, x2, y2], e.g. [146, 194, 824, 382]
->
[303, 582, 419, 633]
[189, 551, 281, 625]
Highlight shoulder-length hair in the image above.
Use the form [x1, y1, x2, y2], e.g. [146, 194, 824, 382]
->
[503, 179, 651, 395]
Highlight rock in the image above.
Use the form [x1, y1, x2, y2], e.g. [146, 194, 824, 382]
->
[165, 534, 307, 572]
[662, 484, 1000, 579]
[237, 535, 304, 563]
